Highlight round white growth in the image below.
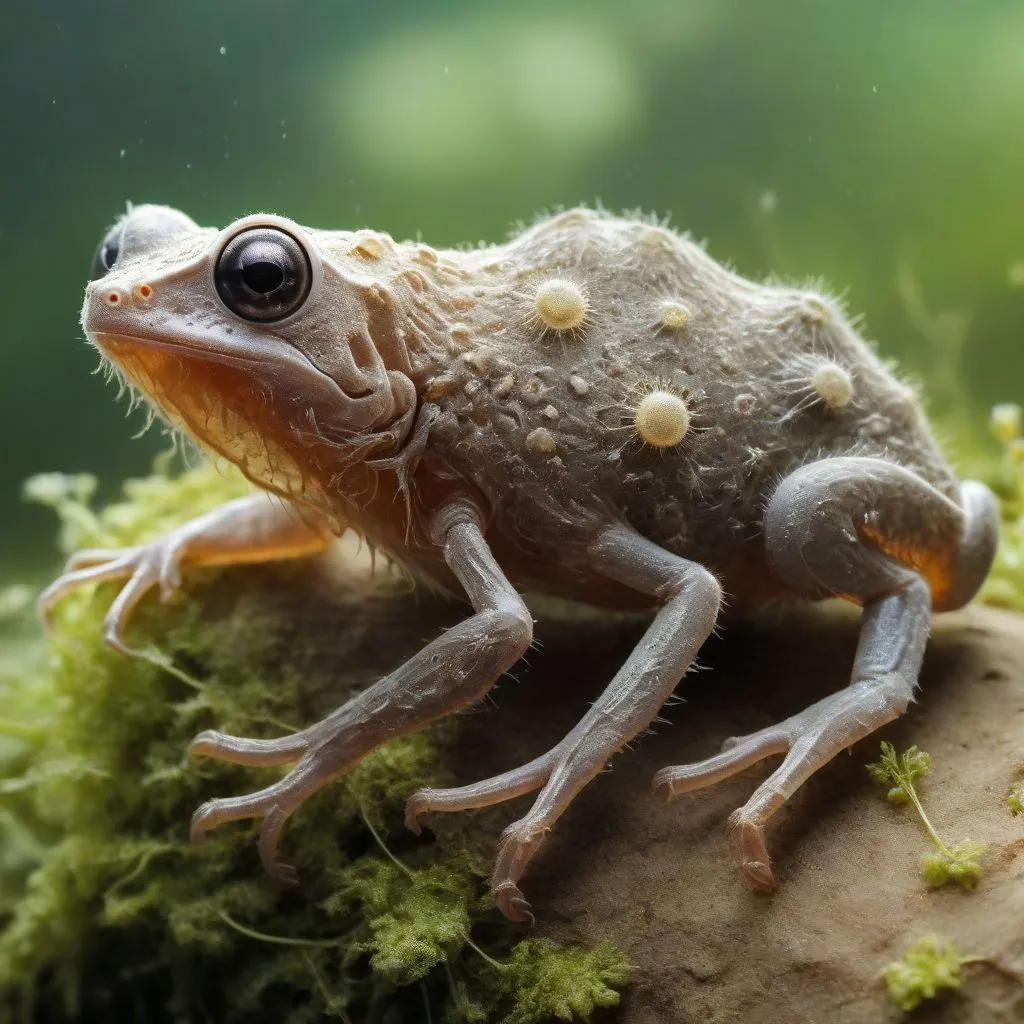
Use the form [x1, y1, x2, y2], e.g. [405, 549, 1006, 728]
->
[526, 427, 556, 453]
[811, 361, 853, 409]
[534, 279, 588, 332]
[800, 294, 831, 327]
[634, 390, 690, 448]
[657, 300, 690, 330]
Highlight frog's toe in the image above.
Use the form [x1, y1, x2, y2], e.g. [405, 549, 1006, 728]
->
[652, 725, 789, 800]
[402, 753, 555, 835]
[727, 810, 776, 891]
[189, 727, 308, 767]
[492, 880, 535, 926]
[64, 546, 140, 572]
[37, 548, 143, 632]
[403, 788, 433, 835]
[189, 772, 308, 849]
[259, 805, 300, 888]
[491, 820, 549, 923]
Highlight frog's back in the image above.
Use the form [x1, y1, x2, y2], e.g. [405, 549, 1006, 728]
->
[393, 210, 958, 598]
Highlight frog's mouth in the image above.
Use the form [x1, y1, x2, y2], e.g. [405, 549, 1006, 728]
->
[90, 331, 344, 504]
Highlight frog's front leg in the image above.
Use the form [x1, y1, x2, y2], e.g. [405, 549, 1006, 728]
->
[38, 493, 336, 654]
[654, 457, 998, 890]
[407, 524, 722, 922]
[188, 496, 534, 883]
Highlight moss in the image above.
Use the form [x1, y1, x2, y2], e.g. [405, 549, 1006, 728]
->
[0, 459, 630, 1023]
[976, 403, 1024, 611]
[881, 935, 970, 1012]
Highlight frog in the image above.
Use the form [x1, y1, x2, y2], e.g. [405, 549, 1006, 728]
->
[39, 203, 999, 924]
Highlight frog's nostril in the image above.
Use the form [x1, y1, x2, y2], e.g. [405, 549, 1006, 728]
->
[103, 287, 125, 306]
[135, 283, 154, 301]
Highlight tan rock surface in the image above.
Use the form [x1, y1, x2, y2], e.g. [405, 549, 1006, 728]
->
[448, 602, 1024, 1023]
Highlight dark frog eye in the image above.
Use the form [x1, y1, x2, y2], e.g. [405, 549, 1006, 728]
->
[91, 224, 123, 280]
[214, 227, 312, 323]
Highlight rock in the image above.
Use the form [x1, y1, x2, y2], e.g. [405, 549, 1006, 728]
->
[448, 601, 1024, 1022]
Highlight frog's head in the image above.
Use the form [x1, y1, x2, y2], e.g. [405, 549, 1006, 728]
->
[83, 205, 417, 505]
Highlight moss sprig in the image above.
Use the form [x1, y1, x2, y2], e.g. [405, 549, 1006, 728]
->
[882, 935, 976, 1011]
[867, 742, 986, 889]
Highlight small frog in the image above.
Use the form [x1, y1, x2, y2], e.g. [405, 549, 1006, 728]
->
[41, 205, 998, 922]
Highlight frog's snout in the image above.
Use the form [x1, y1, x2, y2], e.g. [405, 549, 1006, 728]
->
[938, 479, 1000, 612]
[82, 276, 157, 336]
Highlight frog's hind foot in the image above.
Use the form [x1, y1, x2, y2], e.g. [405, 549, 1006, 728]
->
[654, 456, 997, 892]
[653, 676, 916, 890]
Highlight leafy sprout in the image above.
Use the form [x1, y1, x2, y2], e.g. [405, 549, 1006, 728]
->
[866, 742, 986, 890]
[1006, 767, 1024, 816]
[881, 935, 975, 1011]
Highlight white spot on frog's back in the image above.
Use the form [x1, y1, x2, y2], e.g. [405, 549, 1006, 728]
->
[811, 361, 854, 410]
[568, 374, 590, 397]
[656, 300, 690, 331]
[634, 390, 690, 448]
[526, 427, 557, 453]
[534, 279, 588, 333]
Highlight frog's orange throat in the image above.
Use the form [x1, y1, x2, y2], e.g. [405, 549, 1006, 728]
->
[91, 332, 415, 528]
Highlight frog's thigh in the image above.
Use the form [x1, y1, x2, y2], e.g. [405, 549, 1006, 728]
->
[409, 523, 722, 922]
[655, 456, 996, 891]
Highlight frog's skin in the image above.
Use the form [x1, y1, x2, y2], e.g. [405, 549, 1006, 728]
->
[40, 204, 999, 923]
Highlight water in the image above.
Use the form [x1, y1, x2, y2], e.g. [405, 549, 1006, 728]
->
[3, 0, 1022, 574]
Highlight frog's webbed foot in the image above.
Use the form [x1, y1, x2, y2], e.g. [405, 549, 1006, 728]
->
[188, 498, 535, 886]
[37, 494, 333, 655]
[655, 457, 998, 891]
[407, 523, 722, 922]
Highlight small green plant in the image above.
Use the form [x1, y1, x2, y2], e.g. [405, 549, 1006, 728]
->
[1006, 767, 1024, 816]
[881, 935, 977, 1011]
[979, 402, 1024, 610]
[866, 742, 986, 889]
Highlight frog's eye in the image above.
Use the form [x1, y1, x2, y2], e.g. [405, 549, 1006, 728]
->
[214, 227, 312, 323]
[91, 225, 123, 280]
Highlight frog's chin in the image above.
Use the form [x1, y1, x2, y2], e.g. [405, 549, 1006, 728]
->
[88, 330, 335, 505]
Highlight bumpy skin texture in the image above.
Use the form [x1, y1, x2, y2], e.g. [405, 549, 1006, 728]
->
[40, 205, 1000, 922]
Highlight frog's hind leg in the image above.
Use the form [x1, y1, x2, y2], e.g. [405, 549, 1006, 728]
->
[654, 456, 998, 891]
[407, 524, 722, 922]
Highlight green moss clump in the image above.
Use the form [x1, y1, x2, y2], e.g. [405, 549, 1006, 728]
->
[0, 459, 630, 1023]
[881, 935, 970, 1012]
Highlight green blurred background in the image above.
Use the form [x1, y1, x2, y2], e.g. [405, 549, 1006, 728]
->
[2, 0, 1022, 578]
